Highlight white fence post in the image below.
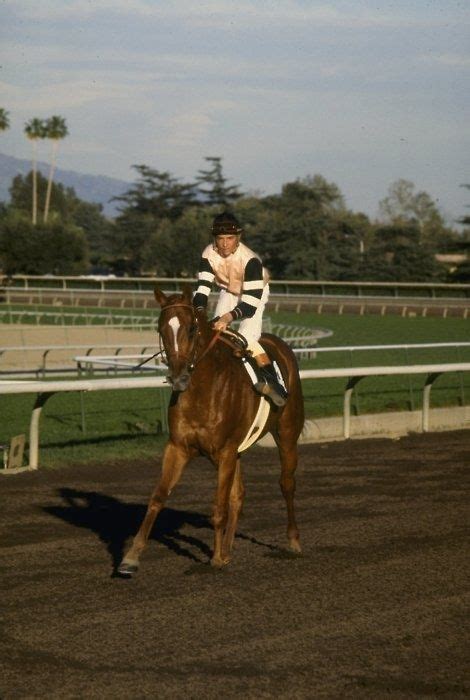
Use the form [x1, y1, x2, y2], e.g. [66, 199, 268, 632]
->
[29, 392, 54, 470]
[422, 372, 441, 432]
[343, 376, 363, 438]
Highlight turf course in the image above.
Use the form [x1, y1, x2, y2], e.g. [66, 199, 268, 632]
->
[1, 310, 469, 467]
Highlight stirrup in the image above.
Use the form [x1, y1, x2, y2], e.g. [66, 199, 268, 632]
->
[254, 367, 288, 407]
[254, 381, 286, 407]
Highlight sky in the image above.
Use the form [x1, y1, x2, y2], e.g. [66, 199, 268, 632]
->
[1, 0, 469, 225]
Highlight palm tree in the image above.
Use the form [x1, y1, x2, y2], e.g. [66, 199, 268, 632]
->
[24, 117, 47, 225]
[43, 115, 68, 223]
[0, 108, 10, 132]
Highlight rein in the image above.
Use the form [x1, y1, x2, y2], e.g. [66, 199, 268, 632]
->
[131, 349, 165, 371]
[192, 330, 221, 367]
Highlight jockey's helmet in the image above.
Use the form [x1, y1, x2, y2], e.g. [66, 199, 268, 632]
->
[212, 212, 243, 235]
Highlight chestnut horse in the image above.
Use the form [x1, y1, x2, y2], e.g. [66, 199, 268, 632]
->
[118, 286, 304, 574]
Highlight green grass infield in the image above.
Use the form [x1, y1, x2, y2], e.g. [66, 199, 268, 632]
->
[1, 310, 469, 467]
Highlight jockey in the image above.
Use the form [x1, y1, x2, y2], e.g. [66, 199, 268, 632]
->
[193, 212, 288, 407]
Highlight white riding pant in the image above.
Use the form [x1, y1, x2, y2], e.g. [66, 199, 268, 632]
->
[215, 285, 269, 356]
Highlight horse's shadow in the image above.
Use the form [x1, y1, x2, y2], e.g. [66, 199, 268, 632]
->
[43, 488, 279, 574]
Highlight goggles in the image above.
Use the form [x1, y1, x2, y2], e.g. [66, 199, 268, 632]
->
[212, 224, 243, 235]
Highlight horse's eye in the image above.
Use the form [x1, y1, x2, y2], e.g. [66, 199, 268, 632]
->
[188, 324, 196, 339]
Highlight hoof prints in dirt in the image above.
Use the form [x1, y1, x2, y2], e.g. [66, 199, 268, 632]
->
[0, 432, 469, 698]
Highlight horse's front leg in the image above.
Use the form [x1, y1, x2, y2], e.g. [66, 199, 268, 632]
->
[211, 450, 239, 568]
[118, 442, 191, 576]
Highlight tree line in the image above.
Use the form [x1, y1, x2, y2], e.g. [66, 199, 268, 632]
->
[1, 108, 68, 225]
[0, 107, 468, 282]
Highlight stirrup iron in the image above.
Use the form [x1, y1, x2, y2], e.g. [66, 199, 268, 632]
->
[254, 365, 288, 407]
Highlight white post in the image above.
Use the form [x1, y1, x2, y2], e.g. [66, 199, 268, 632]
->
[343, 377, 363, 439]
[29, 392, 54, 469]
[422, 373, 440, 432]
[343, 386, 353, 438]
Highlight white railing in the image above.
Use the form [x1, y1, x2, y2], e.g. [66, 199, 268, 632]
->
[0, 376, 170, 472]
[305, 342, 470, 354]
[4, 287, 470, 318]
[0, 308, 156, 326]
[1, 362, 470, 472]
[0, 323, 332, 377]
[0, 343, 157, 378]
[72, 341, 470, 375]
[74, 354, 166, 373]
[299, 364, 470, 438]
[4, 274, 470, 298]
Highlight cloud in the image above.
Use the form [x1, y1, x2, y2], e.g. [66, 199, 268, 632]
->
[5, 0, 462, 31]
[63, 138, 110, 157]
[3, 0, 155, 21]
[420, 53, 470, 68]
[166, 111, 215, 147]
[1, 36, 361, 105]
[2, 0, 469, 223]
[0, 75, 156, 114]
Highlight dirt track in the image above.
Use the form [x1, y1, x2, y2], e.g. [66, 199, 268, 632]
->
[1, 324, 157, 372]
[1, 431, 469, 698]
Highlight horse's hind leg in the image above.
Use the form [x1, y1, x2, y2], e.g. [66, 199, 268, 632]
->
[211, 451, 239, 568]
[118, 442, 190, 576]
[222, 458, 245, 558]
[275, 435, 301, 553]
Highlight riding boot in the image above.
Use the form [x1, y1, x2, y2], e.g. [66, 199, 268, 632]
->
[254, 359, 288, 407]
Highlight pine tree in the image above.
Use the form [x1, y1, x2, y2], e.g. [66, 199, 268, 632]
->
[196, 156, 242, 206]
[0, 108, 10, 132]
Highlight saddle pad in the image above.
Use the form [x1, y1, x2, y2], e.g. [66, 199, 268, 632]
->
[237, 354, 285, 452]
[237, 396, 270, 453]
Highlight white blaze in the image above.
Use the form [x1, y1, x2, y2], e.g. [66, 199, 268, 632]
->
[168, 316, 180, 353]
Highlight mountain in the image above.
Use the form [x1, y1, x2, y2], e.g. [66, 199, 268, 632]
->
[0, 152, 131, 217]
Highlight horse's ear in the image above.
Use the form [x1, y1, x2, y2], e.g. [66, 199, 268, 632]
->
[180, 283, 193, 304]
[154, 287, 167, 307]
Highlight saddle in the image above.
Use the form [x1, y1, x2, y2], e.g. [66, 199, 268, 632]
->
[218, 328, 249, 357]
[219, 329, 288, 406]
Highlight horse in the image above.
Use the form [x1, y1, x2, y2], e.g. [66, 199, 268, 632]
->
[118, 286, 304, 574]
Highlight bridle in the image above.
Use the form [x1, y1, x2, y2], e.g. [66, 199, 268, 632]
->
[158, 302, 220, 373]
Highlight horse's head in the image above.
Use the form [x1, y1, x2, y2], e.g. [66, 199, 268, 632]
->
[155, 285, 199, 392]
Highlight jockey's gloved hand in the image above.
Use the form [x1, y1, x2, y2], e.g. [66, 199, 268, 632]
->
[211, 313, 233, 333]
[209, 316, 220, 325]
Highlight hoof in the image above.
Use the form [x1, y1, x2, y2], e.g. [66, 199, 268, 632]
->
[210, 555, 231, 569]
[289, 540, 302, 554]
[117, 560, 139, 577]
